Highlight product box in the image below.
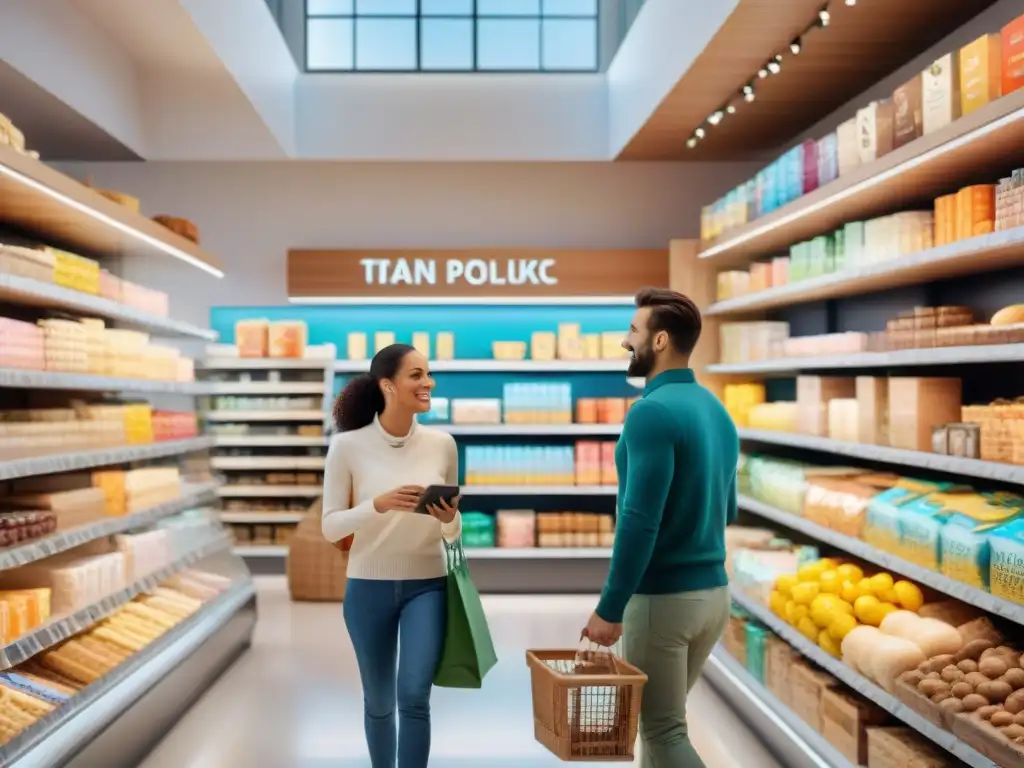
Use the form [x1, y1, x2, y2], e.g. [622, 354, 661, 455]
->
[412, 332, 430, 360]
[790, 661, 838, 732]
[959, 33, 1003, 116]
[887, 377, 962, 452]
[1004, 13, 1024, 96]
[857, 100, 895, 164]
[856, 376, 889, 445]
[764, 636, 801, 708]
[600, 442, 617, 486]
[836, 118, 860, 176]
[821, 688, 889, 766]
[435, 332, 455, 360]
[922, 53, 961, 134]
[374, 331, 395, 354]
[893, 74, 924, 148]
[723, 616, 747, 666]
[530, 331, 556, 362]
[347, 332, 368, 361]
[797, 376, 855, 437]
[866, 726, 950, 768]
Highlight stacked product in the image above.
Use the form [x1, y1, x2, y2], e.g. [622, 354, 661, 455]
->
[210, 395, 320, 413]
[421, 386, 634, 427]
[486, 509, 616, 550]
[701, 13, 1024, 243]
[232, 320, 310, 359]
[0, 570, 232, 747]
[463, 441, 617, 487]
[222, 472, 322, 488]
[228, 523, 296, 548]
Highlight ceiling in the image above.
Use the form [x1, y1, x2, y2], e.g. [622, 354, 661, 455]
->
[617, 0, 1003, 161]
[0, 61, 139, 161]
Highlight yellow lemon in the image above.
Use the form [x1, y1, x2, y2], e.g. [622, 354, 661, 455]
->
[840, 580, 860, 604]
[817, 557, 840, 571]
[797, 563, 825, 583]
[876, 603, 899, 623]
[797, 616, 819, 642]
[769, 591, 788, 618]
[834, 599, 855, 615]
[836, 563, 864, 583]
[856, 577, 875, 598]
[894, 581, 925, 612]
[828, 612, 858, 642]
[869, 572, 895, 596]
[818, 629, 842, 658]
[791, 582, 820, 606]
[819, 570, 842, 594]
[878, 587, 900, 604]
[785, 601, 805, 625]
[854, 595, 881, 625]
[775, 574, 798, 596]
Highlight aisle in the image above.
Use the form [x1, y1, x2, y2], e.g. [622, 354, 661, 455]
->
[139, 578, 781, 768]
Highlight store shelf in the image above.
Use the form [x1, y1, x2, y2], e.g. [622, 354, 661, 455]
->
[204, 410, 324, 422]
[211, 456, 325, 471]
[335, 359, 629, 374]
[707, 227, 1024, 317]
[212, 434, 328, 448]
[466, 547, 612, 559]
[0, 481, 220, 571]
[698, 90, 1024, 266]
[200, 358, 332, 371]
[738, 495, 1024, 627]
[705, 647, 854, 768]
[217, 485, 322, 498]
[0, 436, 215, 483]
[220, 512, 306, 524]
[0, 530, 231, 669]
[3, 578, 255, 767]
[199, 381, 326, 395]
[0, 367, 205, 395]
[462, 485, 616, 496]
[233, 545, 288, 557]
[737, 428, 1024, 485]
[0, 274, 216, 340]
[730, 589, 996, 768]
[435, 424, 623, 436]
[708, 343, 1024, 375]
[0, 145, 222, 276]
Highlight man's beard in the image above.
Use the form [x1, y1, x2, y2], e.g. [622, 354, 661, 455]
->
[626, 342, 655, 378]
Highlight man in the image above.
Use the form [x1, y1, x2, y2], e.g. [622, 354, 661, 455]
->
[583, 287, 739, 768]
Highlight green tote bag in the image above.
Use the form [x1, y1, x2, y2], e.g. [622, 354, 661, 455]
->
[433, 538, 498, 688]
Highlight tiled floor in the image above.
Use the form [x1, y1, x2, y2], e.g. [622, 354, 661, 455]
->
[139, 577, 781, 768]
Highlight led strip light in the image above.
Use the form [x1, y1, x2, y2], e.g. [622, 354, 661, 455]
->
[0, 163, 224, 278]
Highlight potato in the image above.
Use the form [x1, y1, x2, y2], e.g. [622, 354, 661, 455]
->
[917, 660, 933, 673]
[979, 705, 1003, 721]
[980, 657, 1010, 679]
[927, 654, 956, 673]
[940, 698, 965, 713]
[925, 671, 942, 680]
[931, 691, 951, 704]
[902, 670, 926, 686]
[979, 681, 1015, 703]
[963, 694, 989, 711]
[1002, 724, 1024, 740]
[951, 682, 974, 699]
[1005, 690, 1024, 715]
[942, 666, 965, 683]
[1015, 711, 1024, 726]
[966, 672, 992, 688]
[958, 659, 980, 674]
[919, 679, 951, 697]
[992, 711, 1016, 727]
[1003, 669, 1024, 689]
[956, 640, 994, 662]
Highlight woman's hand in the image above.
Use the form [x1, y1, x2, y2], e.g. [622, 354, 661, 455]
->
[373, 485, 425, 513]
[427, 495, 460, 525]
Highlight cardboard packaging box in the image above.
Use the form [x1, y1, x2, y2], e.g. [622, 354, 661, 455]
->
[888, 377, 962, 452]
[856, 376, 890, 445]
[837, 118, 860, 176]
[790, 661, 838, 731]
[893, 75, 924, 148]
[412, 332, 430, 359]
[922, 53, 961, 134]
[797, 376, 856, 437]
[530, 331, 556, 362]
[821, 688, 889, 765]
[723, 617, 747, 667]
[857, 100, 895, 164]
[1004, 13, 1024, 96]
[959, 33, 1003, 116]
[347, 332, 368, 361]
[374, 331, 395, 354]
[866, 727, 950, 768]
[765, 636, 802, 708]
[435, 332, 455, 360]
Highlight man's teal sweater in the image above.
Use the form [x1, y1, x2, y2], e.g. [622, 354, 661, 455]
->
[596, 368, 739, 623]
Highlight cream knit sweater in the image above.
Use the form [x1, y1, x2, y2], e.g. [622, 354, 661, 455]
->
[321, 415, 461, 580]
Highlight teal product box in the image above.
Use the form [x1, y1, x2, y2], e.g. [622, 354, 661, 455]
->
[864, 484, 935, 555]
[832, 228, 846, 273]
[745, 623, 769, 683]
[461, 512, 496, 549]
[843, 221, 866, 269]
[941, 513, 995, 590]
[989, 520, 1024, 605]
[898, 496, 947, 571]
[421, 397, 450, 424]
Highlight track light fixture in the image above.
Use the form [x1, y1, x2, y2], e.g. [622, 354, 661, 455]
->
[818, 7, 830, 26]
[686, 137, 698, 149]
[726, 104, 737, 115]
[790, 38, 802, 55]
[845, 0, 856, 5]
[695, 127, 706, 139]
[758, 67, 769, 79]
[767, 60, 781, 75]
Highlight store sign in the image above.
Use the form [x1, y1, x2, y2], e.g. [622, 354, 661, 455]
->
[288, 249, 668, 302]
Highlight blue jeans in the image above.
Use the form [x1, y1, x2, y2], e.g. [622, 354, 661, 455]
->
[344, 577, 447, 768]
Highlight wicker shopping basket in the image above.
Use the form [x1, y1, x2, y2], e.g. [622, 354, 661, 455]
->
[286, 498, 350, 602]
[526, 647, 647, 762]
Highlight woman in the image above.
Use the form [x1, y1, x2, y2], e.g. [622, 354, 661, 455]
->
[322, 343, 460, 768]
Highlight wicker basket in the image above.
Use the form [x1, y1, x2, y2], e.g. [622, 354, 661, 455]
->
[286, 499, 350, 602]
[526, 647, 647, 762]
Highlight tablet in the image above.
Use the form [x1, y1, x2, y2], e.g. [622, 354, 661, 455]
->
[414, 484, 460, 515]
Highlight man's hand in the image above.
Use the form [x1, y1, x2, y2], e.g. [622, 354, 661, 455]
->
[583, 611, 622, 648]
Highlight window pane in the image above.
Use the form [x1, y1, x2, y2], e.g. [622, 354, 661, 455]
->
[543, 0, 597, 15]
[355, 18, 416, 69]
[308, 0, 353, 15]
[542, 18, 596, 70]
[477, 0, 541, 16]
[477, 19, 540, 70]
[422, 0, 473, 14]
[307, 18, 354, 69]
[421, 19, 473, 70]
[355, 0, 415, 14]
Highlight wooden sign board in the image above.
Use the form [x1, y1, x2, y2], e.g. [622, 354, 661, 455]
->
[287, 249, 669, 302]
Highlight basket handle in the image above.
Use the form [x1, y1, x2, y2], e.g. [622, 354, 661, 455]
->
[575, 634, 616, 668]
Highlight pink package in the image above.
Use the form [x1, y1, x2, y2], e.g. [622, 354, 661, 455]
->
[771, 257, 790, 286]
[802, 140, 819, 195]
